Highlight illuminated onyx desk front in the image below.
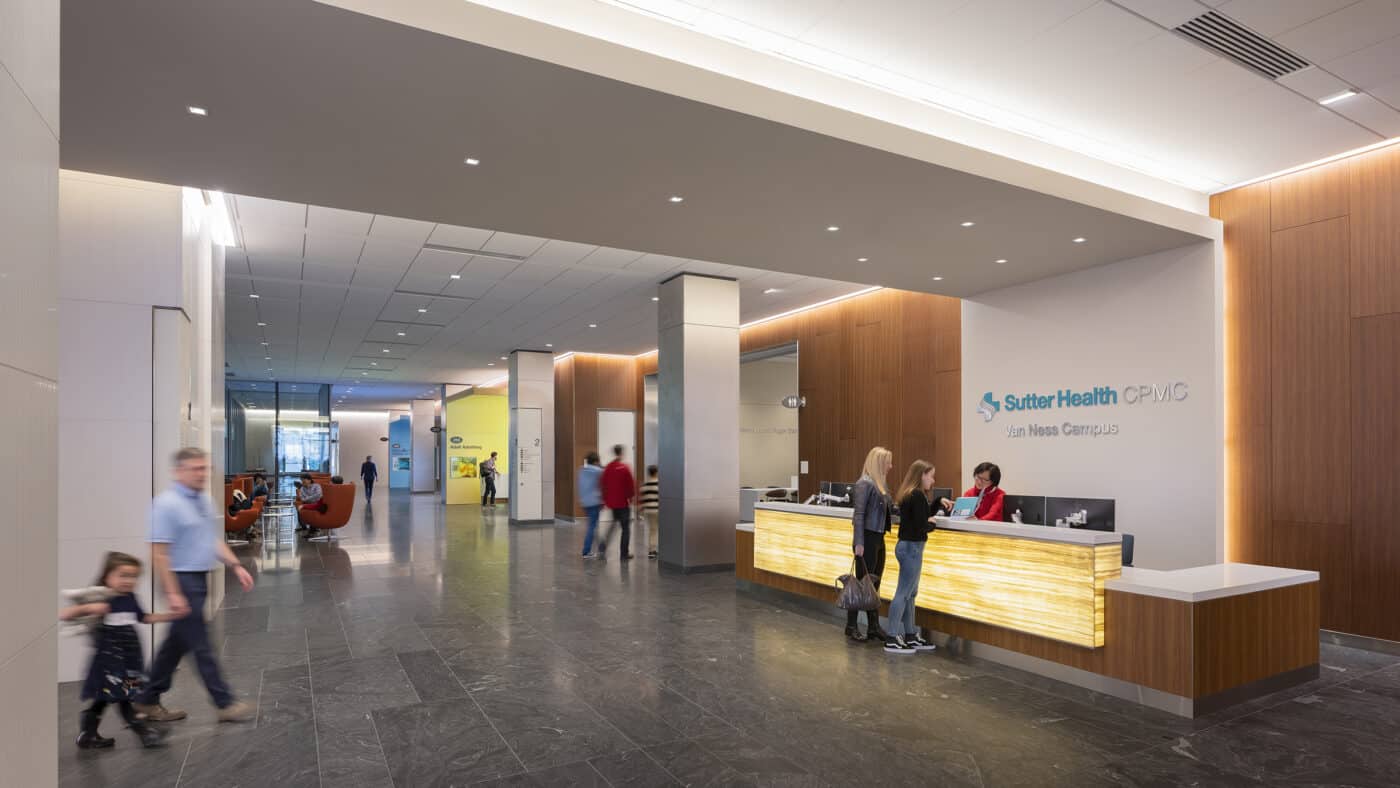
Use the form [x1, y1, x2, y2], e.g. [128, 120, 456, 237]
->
[737, 502, 1320, 717]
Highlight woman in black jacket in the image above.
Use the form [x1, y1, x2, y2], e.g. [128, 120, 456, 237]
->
[847, 446, 894, 643]
[885, 460, 941, 654]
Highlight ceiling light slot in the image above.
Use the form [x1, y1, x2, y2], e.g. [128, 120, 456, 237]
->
[1172, 11, 1309, 80]
[421, 243, 528, 263]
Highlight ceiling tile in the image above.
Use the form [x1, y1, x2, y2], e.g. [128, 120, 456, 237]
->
[366, 322, 439, 344]
[304, 231, 365, 266]
[579, 247, 645, 269]
[307, 205, 373, 236]
[482, 231, 549, 257]
[1217, 0, 1365, 38]
[1276, 65, 1355, 101]
[301, 262, 355, 285]
[428, 223, 494, 249]
[409, 247, 471, 276]
[627, 253, 688, 274]
[1273, 0, 1400, 65]
[242, 223, 305, 260]
[1324, 34, 1400, 90]
[349, 267, 404, 291]
[233, 195, 305, 229]
[1332, 92, 1400, 135]
[368, 215, 435, 246]
[463, 256, 519, 281]
[528, 239, 598, 266]
[441, 277, 502, 300]
[357, 239, 419, 271]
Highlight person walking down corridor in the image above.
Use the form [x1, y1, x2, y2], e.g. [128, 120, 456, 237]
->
[578, 452, 604, 558]
[640, 465, 660, 559]
[133, 448, 256, 724]
[360, 455, 378, 502]
[481, 451, 499, 508]
[599, 445, 636, 560]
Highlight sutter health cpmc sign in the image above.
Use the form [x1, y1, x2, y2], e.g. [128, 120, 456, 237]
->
[977, 382, 1189, 438]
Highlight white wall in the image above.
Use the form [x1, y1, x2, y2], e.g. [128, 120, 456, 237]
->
[0, 0, 59, 777]
[961, 242, 1222, 570]
[58, 172, 226, 678]
[410, 398, 438, 492]
[336, 410, 390, 487]
[739, 356, 799, 488]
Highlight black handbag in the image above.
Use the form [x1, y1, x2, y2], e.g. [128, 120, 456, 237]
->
[835, 557, 880, 611]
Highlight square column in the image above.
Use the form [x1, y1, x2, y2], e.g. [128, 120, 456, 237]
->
[509, 350, 555, 524]
[658, 274, 739, 571]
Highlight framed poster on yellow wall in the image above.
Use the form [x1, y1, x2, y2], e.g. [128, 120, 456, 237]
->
[450, 455, 478, 479]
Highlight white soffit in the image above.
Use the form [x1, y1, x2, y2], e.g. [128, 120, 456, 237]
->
[314, 0, 1219, 231]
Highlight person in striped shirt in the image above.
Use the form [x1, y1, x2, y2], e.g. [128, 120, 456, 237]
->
[640, 465, 660, 560]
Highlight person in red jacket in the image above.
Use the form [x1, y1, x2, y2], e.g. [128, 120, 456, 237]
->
[940, 462, 1005, 522]
[598, 444, 637, 560]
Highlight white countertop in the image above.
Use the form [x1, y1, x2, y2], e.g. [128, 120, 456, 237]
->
[736, 523, 754, 533]
[751, 502, 1121, 546]
[1106, 563, 1319, 602]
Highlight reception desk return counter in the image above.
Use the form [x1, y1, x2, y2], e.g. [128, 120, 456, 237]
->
[739, 503, 1319, 717]
[752, 503, 1117, 648]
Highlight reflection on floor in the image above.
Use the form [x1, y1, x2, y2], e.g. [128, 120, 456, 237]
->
[57, 491, 1400, 787]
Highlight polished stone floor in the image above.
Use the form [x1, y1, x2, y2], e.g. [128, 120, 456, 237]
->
[57, 491, 1400, 787]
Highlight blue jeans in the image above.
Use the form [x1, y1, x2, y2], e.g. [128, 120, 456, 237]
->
[887, 540, 925, 639]
[137, 572, 234, 709]
[581, 505, 602, 555]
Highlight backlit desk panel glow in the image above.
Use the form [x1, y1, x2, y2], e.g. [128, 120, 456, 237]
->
[752, 503, 1118, 647]
[739, 502, 1319, 717]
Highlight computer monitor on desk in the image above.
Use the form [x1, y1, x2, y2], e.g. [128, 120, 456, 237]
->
[1003, 495, 1046, 525]
[930, 487, 953, 514]
[1045, 497, 1116, 531]
[818, 481, 853, 506]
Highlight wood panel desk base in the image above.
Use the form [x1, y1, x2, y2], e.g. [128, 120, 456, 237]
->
[736, 525, 1320, 718]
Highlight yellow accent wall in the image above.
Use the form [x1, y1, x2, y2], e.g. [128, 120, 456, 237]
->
[445, 391, 508, 505]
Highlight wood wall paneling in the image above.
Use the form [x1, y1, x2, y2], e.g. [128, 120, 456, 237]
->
[1270, 217, 1350, 525]
[554, 356, 575, 517]
[1270, 159, 1349, 231]
[1349, 144, 1400, 318]
[1211, 184, 1273, 564]
[1349, 314, 1400, 640]
[1271, 520, 1352, 632]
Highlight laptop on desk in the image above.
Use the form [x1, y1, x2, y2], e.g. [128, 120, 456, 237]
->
[948, 496, 979, 520]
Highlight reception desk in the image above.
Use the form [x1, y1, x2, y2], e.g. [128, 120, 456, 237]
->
[737, 503, 1320, 717]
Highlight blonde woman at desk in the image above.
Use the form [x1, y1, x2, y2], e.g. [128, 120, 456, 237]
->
[847, 446, 893, 643]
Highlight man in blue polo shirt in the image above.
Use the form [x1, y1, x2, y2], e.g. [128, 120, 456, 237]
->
[133, 448, 256, 723]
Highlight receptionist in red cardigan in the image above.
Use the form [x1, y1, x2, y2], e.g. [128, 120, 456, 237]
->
[939, 462, 1005, 521]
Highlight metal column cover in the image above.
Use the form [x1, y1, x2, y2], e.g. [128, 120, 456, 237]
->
[658, 274, 740, 571]
[508, 350, 555, 523]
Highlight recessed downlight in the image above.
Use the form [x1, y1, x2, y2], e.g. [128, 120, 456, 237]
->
[588, 323, 598, 328]
[545, 343, 553, 348]
[857, 257, 868, 262]
[651, 296, 659, 302]
[995, 258, 1007, 264]
[500, 356, 508, 360]
[382, 349, 391, 353]
[668, 195, 684, 203]
[370, 362, 378, 366]
[187, 105, 208, 116]
[249, 293, 260, 299]
[257, 321, 266, 326]
[1072, 237, 1086, 243]
[932, 276, 944, 281]
[397, 331, 406, 337]
[417, 308, 428, 313]
[826, 225, 840, 232]
[960, 221, 975, 227]
[488, 362, 495, 367]
[1319, 90, 1356, 106]
[463, 157, 481, 166]
[264, 356, 271, 360]
[450, 274, 462, 280]
[763, 288, 782, 294]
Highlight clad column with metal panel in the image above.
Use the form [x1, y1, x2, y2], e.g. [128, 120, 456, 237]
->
[410, 399, 437, 493]
[658, 274, 740, 571]
[509, 350, 555, 524]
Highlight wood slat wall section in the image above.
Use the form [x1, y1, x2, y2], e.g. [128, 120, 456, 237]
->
[1212, 140, 1400, 640]
[553, 355, 576, 518]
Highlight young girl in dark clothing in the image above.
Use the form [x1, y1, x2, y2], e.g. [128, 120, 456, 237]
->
[60, 552, 182, 749]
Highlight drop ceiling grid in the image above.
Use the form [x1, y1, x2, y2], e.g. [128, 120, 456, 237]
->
[225, 194, 865, 386]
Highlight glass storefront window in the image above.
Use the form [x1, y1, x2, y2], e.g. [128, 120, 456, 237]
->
[226, 382, 331, 495]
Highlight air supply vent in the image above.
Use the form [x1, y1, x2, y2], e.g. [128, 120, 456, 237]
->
[1174, 11, 1310, 80]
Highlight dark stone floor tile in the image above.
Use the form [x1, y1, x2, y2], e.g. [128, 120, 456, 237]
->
[373, 699, 523, 785]
[341, 616, 432, 659]
[645, 739, 732, 787]
[473, 759, 610, 787]
[214, 604, 270, 636]
[589, 749, 682, 787]
[257, 663, 313, 727]
[397, 649, 469, 701]
[692, 729, 820, 786]
[57, 740, 191, 788]
[472, 685, 634, 770]
[177, 719, 319, 788]
[315, 709, 395, 788]
[311, 653, 420, 717]
[219, 628, 309, 670]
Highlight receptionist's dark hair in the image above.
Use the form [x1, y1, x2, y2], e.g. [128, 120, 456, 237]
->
[973, 461, 1001, 487]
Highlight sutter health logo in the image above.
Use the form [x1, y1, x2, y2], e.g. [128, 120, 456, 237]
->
[976, 383, 1189, 439]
